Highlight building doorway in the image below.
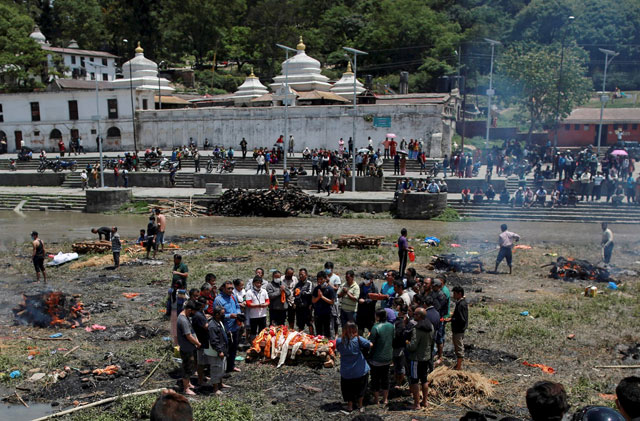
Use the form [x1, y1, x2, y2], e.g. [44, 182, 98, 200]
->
[595, 124, 608, 146]
[14, 131, 22, 151]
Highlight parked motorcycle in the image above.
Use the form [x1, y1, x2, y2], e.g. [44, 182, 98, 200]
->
[37, 159, 57, 173]
[206, 157, 217, 173]
[157, 158, 177, 172]
[141, 158, 161, 172]
[53, 159, 77, 172]
[217, 159, 235, 173]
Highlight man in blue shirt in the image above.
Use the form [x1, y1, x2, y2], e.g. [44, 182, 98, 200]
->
[214, 280, 242, 373]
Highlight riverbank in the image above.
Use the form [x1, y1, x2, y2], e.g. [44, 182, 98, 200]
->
[0, 218, 638, 420]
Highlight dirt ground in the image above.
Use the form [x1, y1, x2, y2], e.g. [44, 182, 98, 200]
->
[0, 229, 639, 420]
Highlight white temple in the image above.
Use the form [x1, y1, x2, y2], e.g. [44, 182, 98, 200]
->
[330, 61, 365, 100]
[29, 25, 48, 45]
[111, 42, 173, 95]
[270, 36, 331, 92]
[233, 69, 268, 105]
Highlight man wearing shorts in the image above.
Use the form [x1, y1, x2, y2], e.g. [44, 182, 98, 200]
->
[155, 208, 166, 252]
[177, 301, 201, 395]
[406, 308, 434, 410]
[31, 231, 47, 282]
[494, 224, 520, 274]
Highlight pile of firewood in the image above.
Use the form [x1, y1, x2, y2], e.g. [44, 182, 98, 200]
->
[336, 235, 384, 249]
[150, 199, 208, 218]
[72, 241, 111, 254]
[546, 256, 612, 282]
[209, 188, 344, 217]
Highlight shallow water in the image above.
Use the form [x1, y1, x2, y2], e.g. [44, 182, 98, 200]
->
[1, 402, 56, 420]
[0, 211, 639, 249]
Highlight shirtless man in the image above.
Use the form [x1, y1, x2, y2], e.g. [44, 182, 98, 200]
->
[155, 208, 167, 252]
[31, 231, 47, 282]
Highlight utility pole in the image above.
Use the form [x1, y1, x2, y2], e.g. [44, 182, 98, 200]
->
[344, 46, 368, 192]
[597, 48, 619, 154]
[484, 38, 501, 151]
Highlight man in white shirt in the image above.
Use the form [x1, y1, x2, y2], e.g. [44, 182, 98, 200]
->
[592, 172, 604, 201]
[325, 261, 341, 337]
[493, 224, 520, 274]
[244, 276, 269, 341]
[601, 222, 614, 265]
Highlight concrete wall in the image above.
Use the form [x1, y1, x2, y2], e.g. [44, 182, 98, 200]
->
[395, 192, 447, 219]
[0, 172, 66, 186]
[296, 176, 384, 191]
[86, 188, 132, 213]
[137, 103, 454, 158]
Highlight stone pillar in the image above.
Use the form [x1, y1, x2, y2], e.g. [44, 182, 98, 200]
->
[395, 192, 447, 219]
[85, 188, 132, 213]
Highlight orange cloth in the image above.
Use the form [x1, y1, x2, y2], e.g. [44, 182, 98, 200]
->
[522, 361, 555, 374]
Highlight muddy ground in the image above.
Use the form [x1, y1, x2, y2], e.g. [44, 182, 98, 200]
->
[0, 229, 639, 420]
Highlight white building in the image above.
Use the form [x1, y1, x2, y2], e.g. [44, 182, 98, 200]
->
[29, 26, 118, 82]
[330, 62, 365, 100]
[0, 43, 173, 152]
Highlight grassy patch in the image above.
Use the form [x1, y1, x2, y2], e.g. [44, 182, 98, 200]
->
[432, 207, 477, 222]
[342, 211, 393, 219]
[116, 201, 151, 214]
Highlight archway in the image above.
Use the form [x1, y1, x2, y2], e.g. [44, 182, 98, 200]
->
[49, 129, 62, 140]
[107, 127, 121, 138]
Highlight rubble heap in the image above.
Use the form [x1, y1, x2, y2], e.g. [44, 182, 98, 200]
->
[209, 188, 344, 217]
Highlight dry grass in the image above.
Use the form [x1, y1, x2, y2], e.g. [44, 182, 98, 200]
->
[428, 366, 495, 405]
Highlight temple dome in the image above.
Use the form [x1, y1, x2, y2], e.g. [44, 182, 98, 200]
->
[330, 61, 365, 100]
[111, 42, 173, 95]
[234, 69, 269, 105]
[271, 36, 331, 92]
[29, 26, 47, 44]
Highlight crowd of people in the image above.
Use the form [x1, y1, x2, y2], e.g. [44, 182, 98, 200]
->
[149, 228, 468, 411]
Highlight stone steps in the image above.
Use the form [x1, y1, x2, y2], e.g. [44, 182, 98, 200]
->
[61, 173, 83, 188]
[450, 200, 640, 223]
[0, 194, 86, 212]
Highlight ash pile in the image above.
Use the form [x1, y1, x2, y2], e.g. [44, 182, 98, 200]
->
[428, 254, 483, 274]
[13, 291, 89, 328]
[208, 188, 344, 217]
[547, 257, 612, 282]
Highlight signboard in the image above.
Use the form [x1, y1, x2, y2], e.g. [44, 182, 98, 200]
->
[373, 116, 391, 128]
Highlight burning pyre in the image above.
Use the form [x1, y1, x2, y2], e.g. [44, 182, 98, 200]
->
[13, 291, 89, 328]
[428, 254, 483, 274]
[547, 257, 612, 282]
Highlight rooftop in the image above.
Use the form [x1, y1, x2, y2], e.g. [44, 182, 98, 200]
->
[562, 107, 640, 123]
[42, 45, 118, 59]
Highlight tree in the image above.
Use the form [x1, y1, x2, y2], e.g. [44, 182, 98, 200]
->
[497, 42, 592, 141]
[0, 2, 48, 92]
[161, 0, 246, 68]
[48, 0, 106, 50]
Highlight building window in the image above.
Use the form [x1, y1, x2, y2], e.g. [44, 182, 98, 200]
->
[91, 129, 96, 134]
[633, 124, 638, 130]
[90, 72, 95, 80]
[71, 56, 76, 65]
[89, 57, 94, 62]
[102, 58, 107, 66]
[574, 124, 580, 130]
[107, 99, 118, 119]
[0, 104, 3, 123]
[622, 124, 628, 130]
[143, 99, 148, 110]
[102, 73, 108, 81]
[30, 102, 40, 121]
[34, 131, 40, 136]
[68, 100, 78, 120]
[81, 57, 85, 67]
[613, 124, 618, 130]
[564, 124, 570, 130]
[583, 124, 589, 131]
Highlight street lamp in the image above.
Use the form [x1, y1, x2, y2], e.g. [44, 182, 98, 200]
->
[484, 38, 501, 151]
[123, 39, 138, 153]
[90, 62, 107, 187]
[276, 43, 296, 170]
[158, 61, 166, 110]
[343, 46, 368, 192]
[597, 48, 619, 154]
[553, 15, 575, 151]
